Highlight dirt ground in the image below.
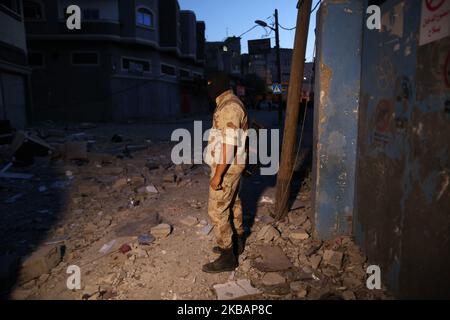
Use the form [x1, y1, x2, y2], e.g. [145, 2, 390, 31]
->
[0, 112, 391, 300]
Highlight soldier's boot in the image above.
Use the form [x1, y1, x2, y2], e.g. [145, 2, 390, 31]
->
[212, 234, 246, 255]
[202, 248, 238, 273]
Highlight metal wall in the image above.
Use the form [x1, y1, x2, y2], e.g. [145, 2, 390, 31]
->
[314, 0, 450, 298]
[354, 0, 450, 298]
[313, 1, 364, 239]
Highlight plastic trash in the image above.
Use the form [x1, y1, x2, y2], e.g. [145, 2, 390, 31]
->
[138, 234, 155, 246]
[99, 239, 117, 254]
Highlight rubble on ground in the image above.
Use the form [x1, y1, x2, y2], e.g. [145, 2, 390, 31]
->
[0, 122, 390, 300]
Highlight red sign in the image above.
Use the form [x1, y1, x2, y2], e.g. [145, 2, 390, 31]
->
[426, 0, 445, 11]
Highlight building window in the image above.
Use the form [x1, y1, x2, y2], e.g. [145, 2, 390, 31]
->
[122, 58, 151, 74]
[28, 52, 44, 67]
[72, 52, 99, 65]
[82, 8, 99, 20]
[161, 64, 176, 76]
[136, 7, 154, 28]
[0, 0, 21, 14]
[23, 0, 44, 20]
[179, 69, 190, 78]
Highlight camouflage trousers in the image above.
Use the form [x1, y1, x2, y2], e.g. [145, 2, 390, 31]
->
[208, 167, 244, 249]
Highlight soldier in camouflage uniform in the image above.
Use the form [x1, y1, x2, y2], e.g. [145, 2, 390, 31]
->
[202, 72, 248, 273]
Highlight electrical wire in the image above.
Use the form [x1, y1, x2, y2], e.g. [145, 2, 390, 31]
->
[281, 0, 322, 31]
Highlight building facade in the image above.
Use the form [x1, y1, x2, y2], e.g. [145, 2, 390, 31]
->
[0, 0, 30, 129]
[24, 0, 207, 122]
[205, 36, 241, 77]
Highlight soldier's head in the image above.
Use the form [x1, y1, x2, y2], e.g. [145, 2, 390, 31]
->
[206, 72, 230, 102]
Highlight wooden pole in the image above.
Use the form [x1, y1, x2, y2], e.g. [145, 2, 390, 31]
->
[274, 0, 312, 220]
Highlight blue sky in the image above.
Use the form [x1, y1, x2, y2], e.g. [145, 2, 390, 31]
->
[178, 0, 319, 62]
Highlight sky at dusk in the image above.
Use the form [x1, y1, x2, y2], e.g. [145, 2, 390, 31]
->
[178, 0, 319, 62]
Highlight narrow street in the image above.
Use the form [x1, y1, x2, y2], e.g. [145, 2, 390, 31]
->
[1, 111, 389, 300]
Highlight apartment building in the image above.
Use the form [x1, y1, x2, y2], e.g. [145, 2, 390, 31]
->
[0, 0, 30, 129]
[24, 0, 207, 122]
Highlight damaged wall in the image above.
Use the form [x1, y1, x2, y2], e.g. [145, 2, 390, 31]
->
[314, 0, 450, 298]
[312, 0, 364, 239]
[354, 0, 450, 298]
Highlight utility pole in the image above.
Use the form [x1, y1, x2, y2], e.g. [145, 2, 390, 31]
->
[274, 0, 312, 220]
[274, 9, 283, 125]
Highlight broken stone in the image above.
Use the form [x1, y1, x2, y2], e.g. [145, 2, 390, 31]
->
[261, 272, 286, 286]
[290, 281, 307, 298]
[256, 225, 280, 243]
[213, 279, 262, 300]
[309, 254, 322, 270]
[150, 223, 172, 238]
[323, 250, 344, 269]
[78, 183, 101, 196]
[163, 173, 176, 183]
[130, 175, 145, 188]
[112, 177, 128, 190]
[252, 245, 293, 272]
[289, 229, 310, 241]
[179, 216, 198, 227]
[259, 215, 275, 224]
[19, 245, 63, 284]
[287, 212, 308, 226]
[342, 290, 356, 300]
[259, 196, 274, 204]
[342, 276, 363, 289]
[145, 185, 158, 194]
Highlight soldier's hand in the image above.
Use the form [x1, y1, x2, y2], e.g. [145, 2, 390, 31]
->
[210, 175, 223, 190]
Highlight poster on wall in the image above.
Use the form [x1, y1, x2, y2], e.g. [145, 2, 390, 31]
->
[419, 0, 450, 46]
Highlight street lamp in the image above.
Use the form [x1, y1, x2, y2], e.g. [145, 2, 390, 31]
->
[255, 10, 283, 125]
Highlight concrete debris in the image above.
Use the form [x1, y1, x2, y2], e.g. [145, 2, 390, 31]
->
[287, 212, 308, 226]
[256, 225, 280, 243]
[259, 196, 274, 204]
[0, 122, 388, 300]
[145, 185, 159, 194]
[179, 216, 199, 227]
[289, 229, 310, 241]
[261, 272, 286, 286]
[323, 250, 344, 269]
[213, 279, 262, 300]
[309, 254, 322, 270]
[112, 177, 128, 190]
[150, 223, 172, 238]
[290, 281, 308, 298]
[252, 245, 293, 272]
[342, 290, 356, 300]
[18, 245, 63, 284]
[259, 215, 275, 224]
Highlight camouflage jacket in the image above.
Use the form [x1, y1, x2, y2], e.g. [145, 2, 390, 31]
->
[205, 90, 248, 171]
